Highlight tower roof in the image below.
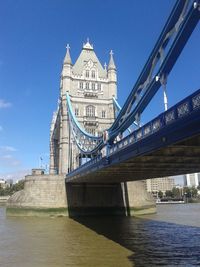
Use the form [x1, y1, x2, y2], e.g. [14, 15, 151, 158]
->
[73, 40, 107, 78]
[63, 44, 72, 65]
[108, 50, 116, 70]
[83, 38, 94, 50]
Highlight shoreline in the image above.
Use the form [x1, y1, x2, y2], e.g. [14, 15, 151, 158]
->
[0, 196, 10, 204]
[156, 201, 185, 204]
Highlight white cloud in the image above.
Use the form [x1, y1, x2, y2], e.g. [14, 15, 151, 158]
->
[0, 146, 17, 152]
[0, 169, 31, 182]
[0, 99, 12, 108]
[0, 154, 21, 167]
[0, 146, 20, 169]
[2, 154, 13, 159]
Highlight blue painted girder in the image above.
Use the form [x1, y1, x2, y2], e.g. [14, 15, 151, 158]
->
[66, 88, 200, 183]
[109, 0, 200, 142]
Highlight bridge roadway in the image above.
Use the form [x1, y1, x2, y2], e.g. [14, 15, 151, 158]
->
[66, 89, 200, 183]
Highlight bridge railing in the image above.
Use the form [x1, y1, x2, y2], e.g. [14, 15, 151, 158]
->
[66, 88, 200, 178]
[109, 89, 200, 156]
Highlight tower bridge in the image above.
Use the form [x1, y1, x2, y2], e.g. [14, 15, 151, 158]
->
[7, 0, 200, 217]
[55, 0, 200, 184]
[49, 40, 117, 175]
[66, 88, 200, 183]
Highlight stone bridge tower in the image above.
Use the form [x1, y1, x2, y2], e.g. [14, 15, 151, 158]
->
[7, 40, 155, 217]
[49, 40, 117, 174]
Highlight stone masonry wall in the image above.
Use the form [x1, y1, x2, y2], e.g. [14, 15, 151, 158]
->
[7, 174, 67, 209]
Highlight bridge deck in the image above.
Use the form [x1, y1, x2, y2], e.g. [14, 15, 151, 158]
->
[66, 89, 200, 183]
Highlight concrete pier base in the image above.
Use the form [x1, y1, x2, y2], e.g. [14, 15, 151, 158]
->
[7, 174, 68, 217]
[7, 174, 155, 217]
[66, 181, 156, 217]
[121, 181, 156, 216]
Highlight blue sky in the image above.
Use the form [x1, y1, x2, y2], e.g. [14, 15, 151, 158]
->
[0, 0, 200, 182]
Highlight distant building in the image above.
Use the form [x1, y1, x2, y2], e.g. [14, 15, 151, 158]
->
[0, 179, 9, 189]
[184, 173, 200, 187]
[6, 179, 13, 187]
[146, 177, 175, 195]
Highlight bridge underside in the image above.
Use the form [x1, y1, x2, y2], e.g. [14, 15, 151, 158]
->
[66, 100, 200, 183]
[67, 136, 200, 183]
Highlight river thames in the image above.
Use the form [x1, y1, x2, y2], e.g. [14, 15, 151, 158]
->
[0, 204, 200, 267]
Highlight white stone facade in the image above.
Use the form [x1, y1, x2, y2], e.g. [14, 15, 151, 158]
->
[146, 177, 175, 194]
[50, 41, 117, 174]
[185, 173, 200, 187]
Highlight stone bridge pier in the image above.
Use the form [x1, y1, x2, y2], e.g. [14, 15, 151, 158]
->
[7, 170, 155, 217]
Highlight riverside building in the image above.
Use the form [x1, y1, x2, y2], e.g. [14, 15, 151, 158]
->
[146, 177, 175, 195]
[184, 173, 200, 187]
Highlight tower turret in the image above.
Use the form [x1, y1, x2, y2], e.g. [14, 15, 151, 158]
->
[63, 44, 72, 65]
[61, 44, 73, 95]
[59, 44, 73, 173]
[107, 50, 117, 98]
[108, 50, 116, 70]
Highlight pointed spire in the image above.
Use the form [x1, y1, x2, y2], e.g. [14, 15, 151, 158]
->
[83, 38, 93, 50]
[108, 50, 116, 70]
[63, 44, 72, 65]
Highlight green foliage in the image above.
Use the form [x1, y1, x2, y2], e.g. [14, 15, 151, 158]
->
[165, 190, 173, 198]
[172, 187, 181, 198]
[190, 186, 198, 198]
[158, 191, 163, 198]
[0, 180, 24, 196]
[164, 187, 200, 199]
[183, 186, 198, 198]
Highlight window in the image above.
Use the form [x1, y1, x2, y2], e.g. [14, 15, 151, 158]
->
[79, 82, 83, 89]
[92, 83, 95, 90]
[86, 128, 95, 135]
[98, 83, 101, 91]
[102, 110, 106, 118]
[75, 108, 79, 116]
[86, 105, 95, 117]
[86, 82, 89, 90]
[86, 70, 89, 78]
[98, 131, 102, 137]
[91, 70, 95, 78]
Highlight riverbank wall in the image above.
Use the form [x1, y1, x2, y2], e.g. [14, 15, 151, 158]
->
[0, 196, 10, 204]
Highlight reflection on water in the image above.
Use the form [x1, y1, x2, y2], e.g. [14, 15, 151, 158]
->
[0, 204, 200, 266]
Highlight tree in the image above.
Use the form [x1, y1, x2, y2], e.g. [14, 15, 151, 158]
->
[165, 190, 173, 198]
[183, 186, 198, 198]
[158, 191, 163, 199]
[191, 186, 198, 198]
[183, 187, 191, 198]
[172, 187, 181, 198]
[0, 186, 5, 196]
[0, 180, 24, 196]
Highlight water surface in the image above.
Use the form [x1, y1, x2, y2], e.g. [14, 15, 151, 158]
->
[0, 204, 200, 266]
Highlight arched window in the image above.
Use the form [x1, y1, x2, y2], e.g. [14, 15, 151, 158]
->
[91, 70, 95, 78]
[79, 82, 83, 89]
[92, 83, 95, 90]
[98, 83, 101, 91]
[86, 82, 89, 89]
[86, 70, 89, 78]
[102, 110, 106, 118]
[75, 108, 79, 116]
[86, 105, 95, 117]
